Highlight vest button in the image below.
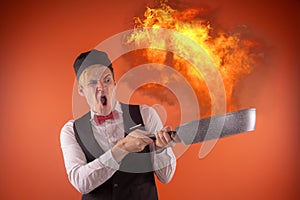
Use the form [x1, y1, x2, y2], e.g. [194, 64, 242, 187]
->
[113, 183, 118, 188]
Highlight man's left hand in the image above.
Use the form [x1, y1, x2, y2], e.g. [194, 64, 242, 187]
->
[155, 126, 175, 150]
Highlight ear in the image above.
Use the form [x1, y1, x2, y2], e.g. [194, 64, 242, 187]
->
[78, 85, 85, 96]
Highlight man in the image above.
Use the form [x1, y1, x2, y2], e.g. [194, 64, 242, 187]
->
[60, 49, 176, 200]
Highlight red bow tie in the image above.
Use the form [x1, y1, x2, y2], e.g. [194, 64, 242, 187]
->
[94, 111, 118, 125]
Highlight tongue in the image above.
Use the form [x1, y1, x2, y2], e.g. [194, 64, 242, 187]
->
[101, 96, 107, 106]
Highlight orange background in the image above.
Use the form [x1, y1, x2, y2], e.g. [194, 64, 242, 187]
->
[0, 0, 299, 199]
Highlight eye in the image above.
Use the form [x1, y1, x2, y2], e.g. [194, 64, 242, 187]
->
[104, 76, 111, 83]
[87, 80, 98, 86]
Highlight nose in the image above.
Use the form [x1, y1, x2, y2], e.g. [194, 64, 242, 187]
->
[96, 80, 105, 92]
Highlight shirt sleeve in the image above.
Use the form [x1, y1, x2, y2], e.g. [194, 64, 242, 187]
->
[140, 105, 177, 183]
[60, 120, 120, 194]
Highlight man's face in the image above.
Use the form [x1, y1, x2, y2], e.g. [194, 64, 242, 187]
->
[78, 65, 116, 116]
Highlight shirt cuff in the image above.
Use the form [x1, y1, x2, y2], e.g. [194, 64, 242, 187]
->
[152, 147, 174, 171]
[96, 150, 120, 170]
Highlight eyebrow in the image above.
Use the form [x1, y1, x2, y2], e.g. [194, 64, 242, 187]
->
[88, 73, 111, 81]
[103, 74, 112, 79]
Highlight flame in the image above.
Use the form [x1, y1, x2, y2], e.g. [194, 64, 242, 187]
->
[126, 1, 261, 116]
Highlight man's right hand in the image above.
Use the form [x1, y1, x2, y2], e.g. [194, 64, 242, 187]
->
[111, 129, 153, 163]
[117, 129, 153, 152]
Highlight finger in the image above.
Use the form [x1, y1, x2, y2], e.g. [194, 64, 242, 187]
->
[130, 129, 149, 139]
[141, 137, 153, 144]
[162, 131, 172, 143]
[134, 130, 154, 143]
[157, 131, 168, 145]
[136, 138, 151, 148]
[162, 126, 173, 141]
[162, 126, 171, 133]
[160, 127, 172, 143]
[129, 132, 153, 145]
[155, 139, 164, 149]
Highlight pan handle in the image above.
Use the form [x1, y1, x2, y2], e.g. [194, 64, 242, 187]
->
[149, 131, 177, 141]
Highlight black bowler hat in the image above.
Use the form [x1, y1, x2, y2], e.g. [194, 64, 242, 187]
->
[73, 49, 114, 80]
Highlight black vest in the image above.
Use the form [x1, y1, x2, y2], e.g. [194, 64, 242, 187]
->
[73, 103, 158, 200]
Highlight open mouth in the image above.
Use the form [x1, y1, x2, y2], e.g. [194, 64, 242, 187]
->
[101, 96, 107, 106]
